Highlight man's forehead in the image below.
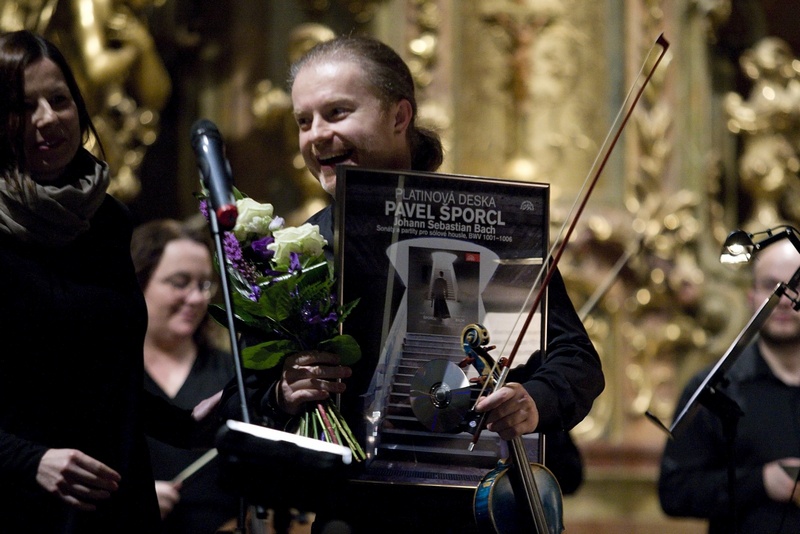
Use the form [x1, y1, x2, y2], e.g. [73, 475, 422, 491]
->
[754, 241, 800, 277]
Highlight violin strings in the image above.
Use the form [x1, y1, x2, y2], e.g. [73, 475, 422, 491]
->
[512, 437, 548, 529]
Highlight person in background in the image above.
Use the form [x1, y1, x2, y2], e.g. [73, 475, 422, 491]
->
[249, 34, 603, 533]
[431, 270, 451, 320]
[131, 217, 239, 534]
[659, 238, 800, 533]
[0, 29, 222, 534]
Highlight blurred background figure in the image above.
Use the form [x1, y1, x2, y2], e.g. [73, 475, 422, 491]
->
[131, 217, 238, 534]
[658, 238, 800, 533]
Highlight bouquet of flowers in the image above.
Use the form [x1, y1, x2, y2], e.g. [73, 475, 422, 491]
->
[201, 190, 365, 461]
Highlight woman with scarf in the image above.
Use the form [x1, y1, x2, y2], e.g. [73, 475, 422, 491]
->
[0, 29, 219, 534]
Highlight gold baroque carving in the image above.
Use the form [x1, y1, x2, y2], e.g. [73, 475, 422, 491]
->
[616, 1, 704, 428]
[564, 1, 749, 441]
[298, 0, 389, 24]
[407, 0, 440, 89]
[724, 36, 800, 230]
[525, 18, 592, 204]
[407, 0, 452, 170]
[471, 1, 599, 209]
[691, 0, 731, 43]
[478, 0, 562, 173]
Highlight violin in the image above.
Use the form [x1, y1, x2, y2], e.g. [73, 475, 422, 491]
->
[461, 324, 563, 534]
[462, 34, 671, 534]
[474, 438, 563, 534]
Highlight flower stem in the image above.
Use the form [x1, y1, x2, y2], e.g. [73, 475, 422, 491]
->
[328, 402, 367, 461]
[327, 403, 365, 462]
[300, 409, 309, 437]
[316, 402, 340, 445]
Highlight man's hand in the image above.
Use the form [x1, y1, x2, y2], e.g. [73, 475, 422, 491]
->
[154, 480, 182, 519]
[278, 351, 352, 415]
[764, 458, 800, 505]
[474, 382, 539, 441]
[36, 449, 121, 511]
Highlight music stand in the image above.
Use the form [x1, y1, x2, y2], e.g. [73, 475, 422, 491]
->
[215, 421, 352, 519]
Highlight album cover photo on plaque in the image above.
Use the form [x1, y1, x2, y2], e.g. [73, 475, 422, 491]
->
[335, 167, 550, 487]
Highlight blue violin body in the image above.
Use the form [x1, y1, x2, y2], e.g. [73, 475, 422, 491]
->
[473, 456, 564, 534]
[461, 324, 565, 534]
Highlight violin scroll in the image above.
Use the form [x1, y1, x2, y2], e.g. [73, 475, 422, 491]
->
[459, 324, 499, 387]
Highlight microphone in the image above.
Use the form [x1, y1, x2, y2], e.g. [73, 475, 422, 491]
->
[191, 119, 238, 230]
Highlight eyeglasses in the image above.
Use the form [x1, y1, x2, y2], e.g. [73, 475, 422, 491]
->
[161, 275, 218, 300]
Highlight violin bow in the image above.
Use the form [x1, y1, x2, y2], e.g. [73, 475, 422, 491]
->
[468, 33, 671, 449]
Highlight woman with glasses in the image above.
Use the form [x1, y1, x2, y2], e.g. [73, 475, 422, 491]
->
[131, 217, 238, 534]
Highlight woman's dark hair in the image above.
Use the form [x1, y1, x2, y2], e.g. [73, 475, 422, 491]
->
[288, 34, 444, 172]
[131, 217, 218, 350]
[0, 30, 100, 174]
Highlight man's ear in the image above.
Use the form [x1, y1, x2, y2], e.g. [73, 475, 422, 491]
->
[393, 99, 413, 134]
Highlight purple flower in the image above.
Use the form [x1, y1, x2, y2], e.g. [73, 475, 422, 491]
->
[223, 232, 243, 263]
[251, 236, 275, 262]
[263, 268, 286, 279]
[299, 299, 339, 348]
[222, 232, 260, 291]
[199, 199, 209, 220]
[247, 285, 262, 302]
[300, 300, 338, 327]
[289, 252, 301, 273]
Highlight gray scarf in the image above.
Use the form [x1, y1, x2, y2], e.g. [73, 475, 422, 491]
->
[0, 149, 111, 248]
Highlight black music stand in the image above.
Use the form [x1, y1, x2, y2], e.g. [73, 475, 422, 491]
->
[215, 420, 352, 531]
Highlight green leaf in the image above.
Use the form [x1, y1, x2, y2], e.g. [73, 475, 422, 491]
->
[337, 297, 360, 325]
[242, 339, 299, 370]
[318, 334, 362, 366]
[258, 282, 296, 322]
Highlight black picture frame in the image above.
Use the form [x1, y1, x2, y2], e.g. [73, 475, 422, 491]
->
[335, 166, 550, 487]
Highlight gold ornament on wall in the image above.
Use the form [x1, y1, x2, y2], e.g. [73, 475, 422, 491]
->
[298, 0, 389, 24]
[724, 36, 800, 230]
[562, 8, 747, 441]
[479, 0, 561, 186]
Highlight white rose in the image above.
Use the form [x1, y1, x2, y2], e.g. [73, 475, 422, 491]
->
[267, 223, 327, 268]
[233, 198, 274, 240]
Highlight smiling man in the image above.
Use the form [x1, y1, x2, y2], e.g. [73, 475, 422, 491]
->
[241, 35, 604, 534]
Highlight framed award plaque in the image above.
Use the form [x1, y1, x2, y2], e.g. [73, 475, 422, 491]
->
[335, 167, 550, 488]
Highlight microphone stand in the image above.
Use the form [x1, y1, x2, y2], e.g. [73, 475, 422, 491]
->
[207, 208, 251, 534]
[208, 209, 251, 425]
[207, 208, 295, 533]
[648, 265, 800, 534]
